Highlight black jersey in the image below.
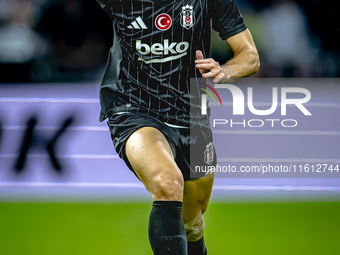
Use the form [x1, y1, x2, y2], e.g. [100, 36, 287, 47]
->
[97, 0, 246, 127]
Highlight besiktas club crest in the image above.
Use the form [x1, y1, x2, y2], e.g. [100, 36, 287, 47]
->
[204, 142, 214, 165]
[180, 5, 195, 30]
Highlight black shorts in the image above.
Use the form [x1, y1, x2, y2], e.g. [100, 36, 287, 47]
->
[107, 112, 217, 181]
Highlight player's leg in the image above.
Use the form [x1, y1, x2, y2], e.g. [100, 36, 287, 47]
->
[125, 126, 187, 255]
[182, 174, 214, 255]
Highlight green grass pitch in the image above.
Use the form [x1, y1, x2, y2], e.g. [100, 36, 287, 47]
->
[0, 202, 339, 255]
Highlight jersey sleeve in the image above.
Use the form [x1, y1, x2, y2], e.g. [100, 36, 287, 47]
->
[210, 0, 247, 40]
[95, 0, 111, 8]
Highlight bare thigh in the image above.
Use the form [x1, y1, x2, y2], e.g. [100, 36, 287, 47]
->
[125, 126, 184, 201]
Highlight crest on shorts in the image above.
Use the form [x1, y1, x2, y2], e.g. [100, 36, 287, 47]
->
[180, 5, 195, 30]
[204, 142, 214, 165]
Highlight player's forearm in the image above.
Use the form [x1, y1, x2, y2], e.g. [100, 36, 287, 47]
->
[221, 46, 260, 79]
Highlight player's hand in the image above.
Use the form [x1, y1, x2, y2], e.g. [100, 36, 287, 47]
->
[195, 50, 230, 83]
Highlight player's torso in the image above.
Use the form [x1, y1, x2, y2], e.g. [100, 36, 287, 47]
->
[99, 0, 212, 126]
[103, 0, 210, 75]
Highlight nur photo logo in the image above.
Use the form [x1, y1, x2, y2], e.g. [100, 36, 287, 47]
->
[199, 82, 312, 128]
[199, 82, 222, 115]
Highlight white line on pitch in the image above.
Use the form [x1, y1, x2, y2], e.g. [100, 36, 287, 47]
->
[0, 97, 99, 103]
[212, 102, 340, 108]
[3, 125, 108, 132]
[213, 185, 340, 191]
[0, 153, 120, 159]
[2, 125, 340, 136]
[0, 154, 339, 163]
[213, 130, 340, 136]
[0, 182, 144, 188]
[0, 182, 338, 191]
[1, 98, 340, 108]
[218, 157, 340, 163]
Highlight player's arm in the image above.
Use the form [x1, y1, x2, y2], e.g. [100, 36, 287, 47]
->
[195, 29, 260, 83]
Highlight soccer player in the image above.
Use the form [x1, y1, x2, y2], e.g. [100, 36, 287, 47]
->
[95, 0, 259, 254]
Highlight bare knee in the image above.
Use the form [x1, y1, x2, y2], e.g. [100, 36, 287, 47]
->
[184, 214, 205, 241]
[150, 173, 184, 201]
[183, 201, 208, 241]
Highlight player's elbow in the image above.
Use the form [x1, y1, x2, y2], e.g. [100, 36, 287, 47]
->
[237, 45, 260, 77]
[253, 50, 260, 74]
[249, 47, 260, 75]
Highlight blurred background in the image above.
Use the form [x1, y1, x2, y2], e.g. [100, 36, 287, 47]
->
[0, 1, 339, 255]
[0, 0, 112, 82]
[0, 0, 338, 82]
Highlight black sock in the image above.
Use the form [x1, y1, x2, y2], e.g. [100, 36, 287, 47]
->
[188, 237, 207, 255]
[148, 201, 187, 255]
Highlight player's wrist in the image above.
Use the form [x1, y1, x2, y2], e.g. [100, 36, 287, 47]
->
[221, 65, 232, 79]
[212, 65, 233, 84]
